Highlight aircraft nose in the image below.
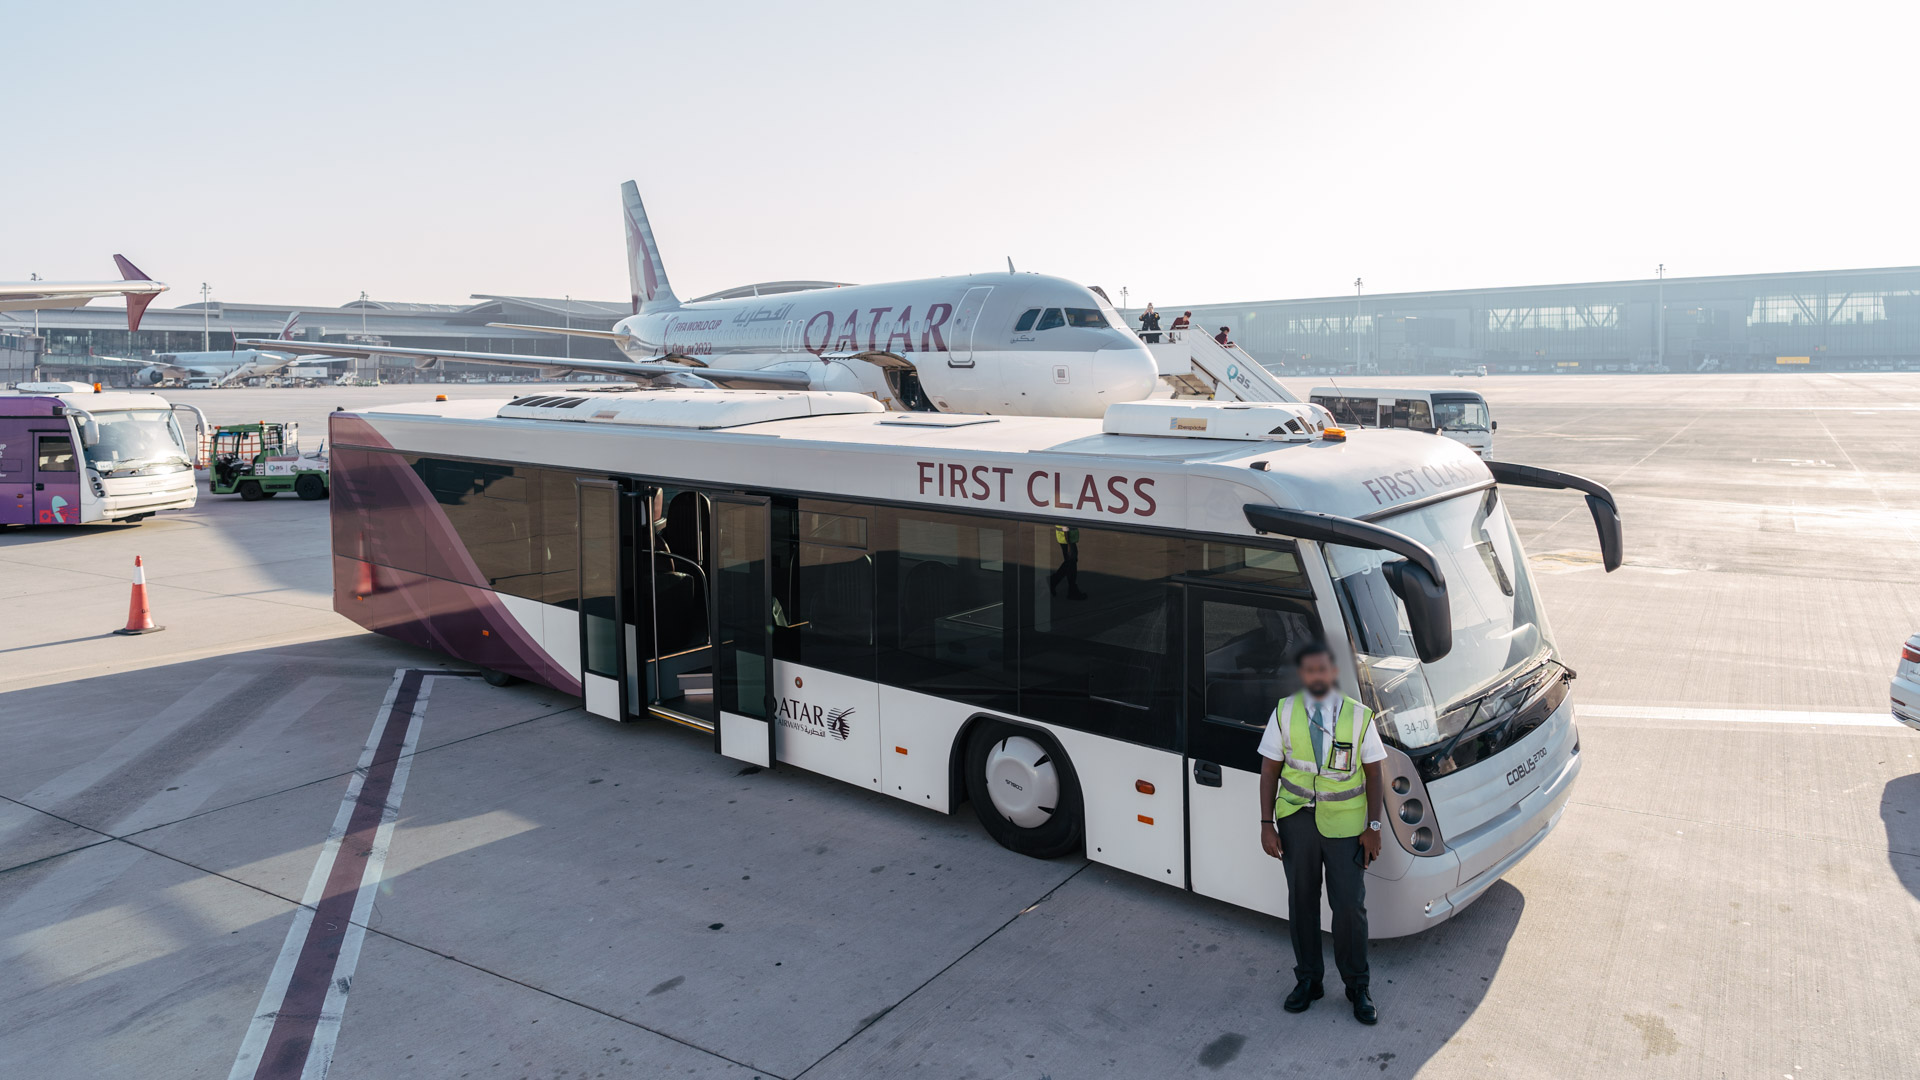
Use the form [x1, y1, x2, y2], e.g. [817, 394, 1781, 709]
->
[1096, 342, 1160, 403]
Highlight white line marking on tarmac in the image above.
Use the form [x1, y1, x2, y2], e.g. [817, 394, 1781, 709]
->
[1577, 704, 1902, 728]
[227, 669, 461, 1080]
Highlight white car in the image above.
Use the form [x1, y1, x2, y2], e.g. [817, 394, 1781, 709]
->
[1894, 633, 1920, 731]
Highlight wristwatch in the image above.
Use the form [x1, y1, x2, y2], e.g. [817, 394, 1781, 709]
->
[1367, 820, 1384, 833]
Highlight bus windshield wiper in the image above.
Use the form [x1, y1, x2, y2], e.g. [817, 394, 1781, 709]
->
[1426, 655, 1559, 765]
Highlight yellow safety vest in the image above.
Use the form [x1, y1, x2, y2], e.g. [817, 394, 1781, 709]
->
[1053, 525, 1080, 545]
[1272, 693, 1373, 839]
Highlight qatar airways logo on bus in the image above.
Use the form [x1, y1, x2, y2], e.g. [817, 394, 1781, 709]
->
[916, 460, 1159, 518]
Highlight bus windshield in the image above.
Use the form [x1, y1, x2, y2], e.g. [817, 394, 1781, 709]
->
[1432, 398, 1491, 433]
[1326, 488, 1553, 750]
[87, 410, 192, 474]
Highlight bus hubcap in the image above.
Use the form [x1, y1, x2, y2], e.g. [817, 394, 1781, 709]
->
[983, 735, 1059, 829]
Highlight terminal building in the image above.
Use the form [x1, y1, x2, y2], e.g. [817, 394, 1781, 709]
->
[0, 294, 631, 386]
[1157, 265, 1920, 376]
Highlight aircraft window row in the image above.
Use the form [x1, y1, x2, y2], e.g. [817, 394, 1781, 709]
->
[1012, 307, 1110, 333]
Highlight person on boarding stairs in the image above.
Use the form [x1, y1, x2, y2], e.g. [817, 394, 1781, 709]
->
[1169, 311, 1191, 340]
[1138, 304, 1162, 343]
[1259, 640, 1388, 1025]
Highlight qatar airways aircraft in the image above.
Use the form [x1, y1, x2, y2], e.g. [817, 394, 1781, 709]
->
[135, 312, 342, 386]
[244, 182, 1157, 417]
[0, 256, 168, 329]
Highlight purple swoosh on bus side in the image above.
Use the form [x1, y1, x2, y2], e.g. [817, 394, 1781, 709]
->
[330, 413, 582, 695]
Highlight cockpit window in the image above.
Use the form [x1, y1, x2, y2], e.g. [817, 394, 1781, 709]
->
[1014, 308, 1040, 332]
[1036, 308, 1065, 331]
[1063, 308, 1108, 329]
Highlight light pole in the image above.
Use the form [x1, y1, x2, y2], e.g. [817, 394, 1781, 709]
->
[359, 291, 376, 384]
[201, 282, 212, 351]
[1353, 277, 1364, 371]
[565, 295, 572, 360]
[1654, 263, 1666, 370]
[30, 273, 39, 338]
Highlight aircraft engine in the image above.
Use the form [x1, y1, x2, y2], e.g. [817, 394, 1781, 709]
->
[135, 366, 168, 385]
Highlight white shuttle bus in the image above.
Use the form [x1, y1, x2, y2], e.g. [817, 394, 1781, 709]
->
[1310, 387, 1497, 460]
[329, 391, 1622, 936]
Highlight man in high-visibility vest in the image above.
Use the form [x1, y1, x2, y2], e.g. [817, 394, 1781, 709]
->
[1258, 640, 1388, 1024]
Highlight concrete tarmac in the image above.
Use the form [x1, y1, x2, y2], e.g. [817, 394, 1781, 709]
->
[2, 374, 1916, 1078]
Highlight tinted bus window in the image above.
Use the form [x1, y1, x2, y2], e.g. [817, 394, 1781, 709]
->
[537, 468, 581, 607]
[415, 457, 539, 595]
[1020, 524, 1182, 748]
[774, 500, 875, 680]
[878, 507, 1017, 712]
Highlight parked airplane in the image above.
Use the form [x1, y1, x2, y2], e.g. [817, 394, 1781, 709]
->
[243, 182, 1158, 416]
[137, 312, 339, 386]
[0, 256, 168, 330]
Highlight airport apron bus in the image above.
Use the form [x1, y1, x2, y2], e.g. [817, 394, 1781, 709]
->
[327, 391, 1622, 936]
[1309, 387, 1497, 460]
[0, 382, 205, 526]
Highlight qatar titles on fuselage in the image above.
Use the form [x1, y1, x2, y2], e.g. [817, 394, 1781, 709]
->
[608, 272, 1156, 417]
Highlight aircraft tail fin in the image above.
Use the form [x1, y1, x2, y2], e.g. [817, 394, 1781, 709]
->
[113, 254, 159, 332]
[621, 181, 679, 314]
[279, 311, 301, 340]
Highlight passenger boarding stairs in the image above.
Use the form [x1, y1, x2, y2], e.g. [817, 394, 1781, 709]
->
[1144, 331, 1299, 403]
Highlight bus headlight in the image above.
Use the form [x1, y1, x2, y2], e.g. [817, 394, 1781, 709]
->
[1391, 775, 1411, 795]
[1410, 826, 1434, 853]
[1398, 797, 1425, 825]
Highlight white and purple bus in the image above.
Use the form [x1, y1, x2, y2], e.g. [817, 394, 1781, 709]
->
[1, 382, 204, 527]
[327, 390, 1622, 936]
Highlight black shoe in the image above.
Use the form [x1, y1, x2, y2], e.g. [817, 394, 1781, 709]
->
[1348, 987, 1377, 1025]
[1283, 980, 1324, 1013]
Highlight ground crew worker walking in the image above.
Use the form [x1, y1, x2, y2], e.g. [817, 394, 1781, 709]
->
[1048, 523, 1085, 599]
[1258, 641, 1388, 1024]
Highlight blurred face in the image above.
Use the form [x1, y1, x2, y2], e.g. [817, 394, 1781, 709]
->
[1298, 651, 1337, 697]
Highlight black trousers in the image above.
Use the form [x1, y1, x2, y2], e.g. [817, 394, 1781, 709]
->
[1276, 808, 1369, 990]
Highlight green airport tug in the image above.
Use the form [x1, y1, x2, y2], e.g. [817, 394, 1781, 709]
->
[207, 421, 330, 501]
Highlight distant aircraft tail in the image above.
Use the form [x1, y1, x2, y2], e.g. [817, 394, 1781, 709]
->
[113, 254, 160, 332]
[622, 181, 679, 314]
[279, 311, 301, 340]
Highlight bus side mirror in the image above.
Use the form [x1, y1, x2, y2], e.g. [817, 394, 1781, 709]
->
[81, 420, 100, 448]
[1383, 559, 1452, 663]
[1586, 493, 1623, 573]
[1491, 420, 1498, 431]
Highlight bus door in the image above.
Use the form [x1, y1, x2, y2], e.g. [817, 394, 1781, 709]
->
[576, 479, 626, 720]
[638, 486, 717, 730]
[1183, 585, 1323, 917]
[0, 423, 33, 526]
[33, 432, 82, 525]
[711, 494, 774, 767]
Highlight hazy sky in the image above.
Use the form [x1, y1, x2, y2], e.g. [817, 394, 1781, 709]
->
[10, 1, 1917, 309]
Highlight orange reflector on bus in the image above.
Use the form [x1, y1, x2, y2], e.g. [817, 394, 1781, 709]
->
[436, 394, 448, 401]
[1137, 814, 1154, 825]
[1323, 426, 1348, 441]
[1135, 780, 1155, 795]
[481, 629, 490, 636]
[894, 746, 908, 755]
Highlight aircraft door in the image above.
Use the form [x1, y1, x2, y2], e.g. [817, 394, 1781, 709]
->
[947, 286, 994, 368]
[33, 433, 82, 525]
[712, 494, 775, 767]
[1184, 585, 1324, 918]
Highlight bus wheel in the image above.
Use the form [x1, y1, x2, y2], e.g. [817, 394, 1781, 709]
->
[238, 480, 266, 501]
[480, 667, 517, 687]
[295, 473, 328, 500]
[964, 722, 1082, 859]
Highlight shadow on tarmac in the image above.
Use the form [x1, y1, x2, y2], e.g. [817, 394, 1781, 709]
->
[0, 634, 1531, 1079]
[1882, 772, 1920, 902]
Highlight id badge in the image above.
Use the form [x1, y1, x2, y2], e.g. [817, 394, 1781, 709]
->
[1329, 740, 1354, 772]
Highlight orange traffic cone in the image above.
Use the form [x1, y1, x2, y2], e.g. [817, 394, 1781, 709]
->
[113, 556, 165, 635]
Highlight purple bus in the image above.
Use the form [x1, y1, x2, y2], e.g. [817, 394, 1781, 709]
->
[0, 383, 204, 526]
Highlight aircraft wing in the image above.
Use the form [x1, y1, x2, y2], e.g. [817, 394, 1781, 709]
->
[484, 322, 636, 344]
[234, 339, 814, 391]
[0, 257, 168, 330]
